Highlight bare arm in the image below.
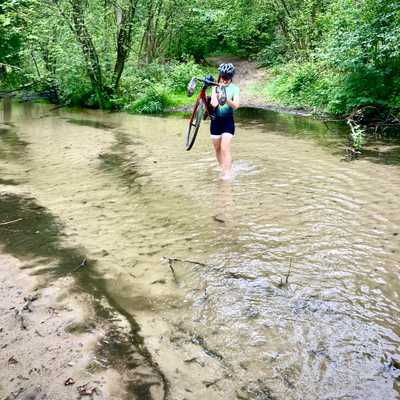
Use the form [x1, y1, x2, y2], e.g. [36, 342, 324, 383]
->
[227, 94, 240, 110]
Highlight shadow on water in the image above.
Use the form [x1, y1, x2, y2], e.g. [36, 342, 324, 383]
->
[0, 125, 29, 159]
[361, 139, 400, 165]
[0, 178, 18, 185]
[65, 118, 117, 130]
[0, 193, 89, 275]
[98, 130, 150, 190]
[0, 192, 167, 399]
[237, 108, 400, 166]
[237, 107, 348, 143]
[167, 106, 349, 154]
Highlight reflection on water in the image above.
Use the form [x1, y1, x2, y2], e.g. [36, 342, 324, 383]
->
[1, 99, 400, 399]
[2, 96, 12, 122]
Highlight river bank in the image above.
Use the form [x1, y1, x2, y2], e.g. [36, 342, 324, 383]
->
[0, 253, 127, 400]
[2, 57, 320, 119]
[0, 184, 168, 399]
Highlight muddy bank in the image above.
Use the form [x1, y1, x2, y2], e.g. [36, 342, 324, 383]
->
[0, 253, 125, 400]
[0, 191, 168, 400]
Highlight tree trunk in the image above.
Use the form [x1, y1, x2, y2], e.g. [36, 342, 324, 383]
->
[70, 0, 105, 106]
[112, 0, 140, 91]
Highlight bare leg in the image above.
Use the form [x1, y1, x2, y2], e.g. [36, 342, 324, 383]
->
[220, 134, 233, 177]
[212, 138, 222, 166]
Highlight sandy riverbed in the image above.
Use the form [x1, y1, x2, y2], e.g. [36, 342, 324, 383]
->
[0, 253, 128, 400]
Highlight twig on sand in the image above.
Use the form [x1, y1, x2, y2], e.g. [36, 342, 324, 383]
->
[0, 218, 23, 226]
[8, 356, 18, 364]
[14, 293, 40, 329]
[22, 294, 39, 312]
[77, 383, 97, 396]
[15, 309, 27, 329]
[203, 378, 221, 388]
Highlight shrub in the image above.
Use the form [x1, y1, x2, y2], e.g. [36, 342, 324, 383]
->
[128, 84, 170, 114]
[266, 60, 399, 115]
[117, 60, 210, 113]
[165, 60, 204, 92]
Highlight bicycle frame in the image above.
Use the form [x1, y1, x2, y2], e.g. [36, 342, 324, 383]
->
[185, 77, 222, 150]
[188, 78, 217, 125]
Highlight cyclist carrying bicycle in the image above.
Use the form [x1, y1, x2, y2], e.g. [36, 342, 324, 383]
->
[210, 63, 240, 180]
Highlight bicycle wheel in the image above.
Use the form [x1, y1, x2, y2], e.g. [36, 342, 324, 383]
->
[185, 100, 205, 151]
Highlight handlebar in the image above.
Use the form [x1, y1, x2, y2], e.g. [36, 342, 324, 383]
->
[194, 77, 219, 87]
[187, 76, 219, 97]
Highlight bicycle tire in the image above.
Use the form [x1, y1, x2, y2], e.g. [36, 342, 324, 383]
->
[185, 101, 205, 151]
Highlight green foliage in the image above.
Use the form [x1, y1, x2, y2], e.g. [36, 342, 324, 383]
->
[0, 0, 29, 88]
[267, 62, 330, 109]
[129, 85, 170, 114]
[266, 60, 396, 115]
[57, 67, 94, 107]
[164, 1, 275, 60]
[264, 0, 400, 115]
[167, 7, 223, 60]
[2, 0, 400, 119]
[164, 61, 204, 92]
[114, 60, 206, 113]
[257, 39, 288, 67]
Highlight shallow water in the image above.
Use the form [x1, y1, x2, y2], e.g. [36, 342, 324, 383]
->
[1, 100, 400, 399]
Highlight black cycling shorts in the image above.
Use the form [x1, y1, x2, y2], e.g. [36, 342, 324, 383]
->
[210, 115, 235, 137]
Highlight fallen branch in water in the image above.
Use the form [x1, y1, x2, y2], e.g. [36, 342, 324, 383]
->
[226, 271, 256, 280]
[212, 215, 225, 224]
[73, 257, 87, 273]
[278, 258, 292, 288]
[167, 258, 178, 284]
[0, 81, 40, 97]
[0, 218, 23, 226]
[164, 257, 207, 268]
[163, 257, 209, 284]
[191, 335, 225, 363]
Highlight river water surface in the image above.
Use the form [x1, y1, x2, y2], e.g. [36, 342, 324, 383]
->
[1, 100, 400, 400]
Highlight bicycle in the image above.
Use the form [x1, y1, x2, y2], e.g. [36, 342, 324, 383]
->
[185, 76, 226, 151]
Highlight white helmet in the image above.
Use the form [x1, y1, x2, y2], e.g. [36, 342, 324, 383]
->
[218, 63, 235, 79]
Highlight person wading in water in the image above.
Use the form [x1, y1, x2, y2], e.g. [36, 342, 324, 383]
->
[210, 63, 240, 180]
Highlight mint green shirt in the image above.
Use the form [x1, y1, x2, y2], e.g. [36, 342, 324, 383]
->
[216, 83, 240, 117]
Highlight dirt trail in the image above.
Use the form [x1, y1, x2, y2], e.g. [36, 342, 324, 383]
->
[207, 56, 313, 116]
[207, 56, 267, 107]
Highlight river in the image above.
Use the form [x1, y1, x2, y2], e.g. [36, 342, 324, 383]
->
[1, 99, 400, 400]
